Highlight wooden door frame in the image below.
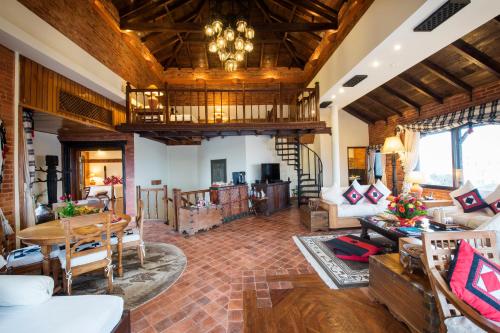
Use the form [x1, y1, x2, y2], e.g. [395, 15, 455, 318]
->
[61, 141, 127, 211]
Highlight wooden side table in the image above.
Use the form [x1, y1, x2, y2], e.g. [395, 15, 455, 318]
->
[300, 205, 329, 232]
[369, 253, 440, 333]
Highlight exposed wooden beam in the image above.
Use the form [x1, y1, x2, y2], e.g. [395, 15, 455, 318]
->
[398, 73, 444, 104]
[343, 106, 374, 124]
[120, 0, 168, 21]
[283, 0, 338, 22]
[150, 36, 179, 55]
[363, 95, 403, 117]
[267, 12, 322, 42]
[121, 22, 338, 33]
[420, 59, 473, 94]
[450, 39, 500, 77]
[380, 85, 421, 111]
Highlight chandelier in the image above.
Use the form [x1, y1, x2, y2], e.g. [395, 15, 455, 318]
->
[205, 18, 255, 72]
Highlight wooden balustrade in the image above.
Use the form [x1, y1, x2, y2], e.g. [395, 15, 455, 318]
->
[136, 185, 169, 223]
[126, 82, 320, 125]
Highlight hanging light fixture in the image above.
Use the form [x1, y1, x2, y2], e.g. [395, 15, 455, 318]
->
[205, 8, 255, 72]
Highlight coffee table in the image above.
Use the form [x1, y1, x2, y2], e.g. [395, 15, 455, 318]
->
[358, 216, 466, 252]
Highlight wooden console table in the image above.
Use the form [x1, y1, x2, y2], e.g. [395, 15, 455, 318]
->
[369, 254, 440, 333]
[251, 181, 290, 215]
[210, 184, 249, 222]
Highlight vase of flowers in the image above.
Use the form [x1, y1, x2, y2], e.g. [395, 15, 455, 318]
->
[57, 194, 78, 218]
[387, 194, 427, 227]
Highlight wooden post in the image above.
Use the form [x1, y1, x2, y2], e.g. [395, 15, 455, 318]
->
[125, 82, 131, 124]
[136, 185, 141, 213]
[204, 81, 208, 124]
[314, 81, 320, 121]
[164, 83, 169, 123]
[242, 82, 246, 123]
[163, 185, 169, 225]
[173, 188, 182, 231]
[279, 82, 283, 122]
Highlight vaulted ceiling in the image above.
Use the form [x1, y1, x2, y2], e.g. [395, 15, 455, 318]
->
[110, 0, 373, 84]
[344, 17, 500, 123]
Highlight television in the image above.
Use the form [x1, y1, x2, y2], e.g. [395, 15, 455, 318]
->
[261, 163, 280, 183]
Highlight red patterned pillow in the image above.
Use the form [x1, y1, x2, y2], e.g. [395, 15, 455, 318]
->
[454, 189, 488, 213]
[490, 199, 500, 215]
[448, 240, 500, 321]
[364, 185, 383, 204]
[342, 186, 363, 205]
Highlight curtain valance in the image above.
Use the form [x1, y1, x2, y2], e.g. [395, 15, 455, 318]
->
[399, 99, 498, 133]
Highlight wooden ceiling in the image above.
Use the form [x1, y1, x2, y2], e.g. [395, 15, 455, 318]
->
[110, 0, 373, 84]
[344, 17, 500, 124]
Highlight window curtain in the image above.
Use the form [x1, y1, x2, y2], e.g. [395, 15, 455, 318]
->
[22, 110, 36, 228]
[400, 99, 498, 134]
[367, 148, 376, 184]
[380, 154, 387, 186]
[397, 127, 420, 193]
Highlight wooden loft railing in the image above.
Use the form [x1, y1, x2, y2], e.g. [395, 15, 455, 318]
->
[125, 82, 320, 125]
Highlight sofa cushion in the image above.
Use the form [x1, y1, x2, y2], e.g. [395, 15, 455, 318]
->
[321, 186, 347, 205]
[451, 181, 476, 213]
[448, 240, 500, 322]
[375, 180, 392, 199]
[337, 202, 388, 218]
[485, 185, 500, 215]
[342, 186, 363, 205]
[454, 189, 488, 213]
[450, 212, 492, 229]
[364, 185, 384, 204]
[0, 275, 54, 306]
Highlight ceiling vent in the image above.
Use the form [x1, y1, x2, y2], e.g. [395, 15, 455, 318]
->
[320, 101, 332, 108]
[343, 75, 368, 87]
[414, 0, 470, 32]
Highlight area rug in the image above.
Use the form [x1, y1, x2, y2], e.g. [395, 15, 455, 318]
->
[293, 233, 390, 289]
[70, 242, 187, 309]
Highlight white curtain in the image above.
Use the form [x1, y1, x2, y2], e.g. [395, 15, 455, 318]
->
[22, 111, 36, 227]
[380, 154, 387, 186]
[367, 149, 376, 184]
[398, 128, 420, 193]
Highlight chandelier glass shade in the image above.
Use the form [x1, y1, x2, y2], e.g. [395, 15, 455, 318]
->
[205, 18, 254, 72]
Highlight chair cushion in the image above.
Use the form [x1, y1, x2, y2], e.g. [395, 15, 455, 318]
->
[337, 202, 388, 217]
[454, 189, 488, 213]
[448, 240, 500, 322]
[364, 185, 384, 204]
[343, 185, 363, 205]
[0, 295, 123, 333]
[58, 249, 108, 269]
[0, 275, 54, 306]
[444, 316, 491, 333]
[110, 230, 140, 245]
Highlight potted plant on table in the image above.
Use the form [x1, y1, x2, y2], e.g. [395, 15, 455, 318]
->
[58, 194, 78, 218]
[387, 194, 427, 227]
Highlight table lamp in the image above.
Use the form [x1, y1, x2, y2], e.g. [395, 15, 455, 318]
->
[89, 173, 97, 185]
[380, 135, 405, 196]
[407, 171, 425, 198]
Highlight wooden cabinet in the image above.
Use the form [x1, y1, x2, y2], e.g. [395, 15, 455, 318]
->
[251, 182, 291, 215]
[210, 184, 249, 222]
[300, 206, 329, 231]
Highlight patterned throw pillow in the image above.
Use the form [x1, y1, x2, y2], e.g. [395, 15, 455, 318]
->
[342, 185, 363, 205]
[490, 199, 500, 215]
[364, 184, 384, 204]
[448, 240, 500, 322]
[454, 189, 488, 213]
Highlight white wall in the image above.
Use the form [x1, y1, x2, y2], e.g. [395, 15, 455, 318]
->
[32, 131, 62, 204]
[166, 145, 200, 191]
[134, 135, 169, 188]
[338, 110, 369, 187]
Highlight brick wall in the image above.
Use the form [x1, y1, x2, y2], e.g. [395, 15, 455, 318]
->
[0, 45, 16, 237]
[19, 0, 163, 88]
[369, 80, 500, 199]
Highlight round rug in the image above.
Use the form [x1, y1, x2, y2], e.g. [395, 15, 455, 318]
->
[70, 242, 187, 309]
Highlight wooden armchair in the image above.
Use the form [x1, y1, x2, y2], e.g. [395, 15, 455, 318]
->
[60, 212, 113, 295]
[421, 231, 500, 333]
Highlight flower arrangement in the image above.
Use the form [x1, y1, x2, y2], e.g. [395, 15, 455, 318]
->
[58, 194, 77, 218]
[387, 194, 427, 226]
[103, 175, 123, 185]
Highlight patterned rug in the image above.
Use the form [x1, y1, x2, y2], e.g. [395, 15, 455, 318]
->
[293, 233, 390, 289]
[70, 242, 187, 309]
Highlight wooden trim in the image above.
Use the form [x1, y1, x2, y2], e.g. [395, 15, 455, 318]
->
[85, 158, 123, 163]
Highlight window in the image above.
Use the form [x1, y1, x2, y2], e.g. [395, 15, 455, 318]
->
[419, 131, 454, 187]
[418, 124, 500, 189]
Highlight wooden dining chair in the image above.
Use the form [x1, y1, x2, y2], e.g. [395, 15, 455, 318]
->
[111, 201, 145, 267]
[59, 212, 113, 295]
[421, 231, 500, 333]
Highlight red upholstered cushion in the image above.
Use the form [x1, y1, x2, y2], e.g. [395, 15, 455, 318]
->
[448, 240, 500, 322]
[454, 189, 488, 213]
[364, 184, 383, 204]
[324, 235, 382, 262]
[342, 186, 363, 205]
[490, 199, 500, 215]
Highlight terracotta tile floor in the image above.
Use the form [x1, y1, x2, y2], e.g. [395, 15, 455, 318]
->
[133, 208, 317, 333]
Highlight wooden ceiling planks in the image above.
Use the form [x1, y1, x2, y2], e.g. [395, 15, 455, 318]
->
[344, 18, 500, 124]
[110, 0, 371, 84]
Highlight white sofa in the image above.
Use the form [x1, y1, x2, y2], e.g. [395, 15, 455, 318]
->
[320, 180, 391, 229]
[0, 275, 126, 333]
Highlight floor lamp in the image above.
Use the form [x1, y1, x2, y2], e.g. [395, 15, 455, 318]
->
[381, 135, 405, 196]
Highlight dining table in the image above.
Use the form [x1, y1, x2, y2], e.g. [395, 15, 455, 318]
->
[17, 214, 132, 277]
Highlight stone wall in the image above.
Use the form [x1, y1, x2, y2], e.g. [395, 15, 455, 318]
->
[368, 80, 500, 199]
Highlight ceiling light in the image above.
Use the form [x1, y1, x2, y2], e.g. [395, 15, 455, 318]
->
[244, 40, 254, 52]
[394, 44, 402, 51]
[236, 20, 247, 33]
[208, 41, 218, 53]
[339, 88, 345, 94]
[372, 60, 380, 68]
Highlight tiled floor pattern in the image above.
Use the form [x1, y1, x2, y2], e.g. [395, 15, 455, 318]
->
[132, 208, 320, 333]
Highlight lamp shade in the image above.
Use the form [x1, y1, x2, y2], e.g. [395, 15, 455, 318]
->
[406, 171, 425, 184]
[380, 136, 404, 154]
